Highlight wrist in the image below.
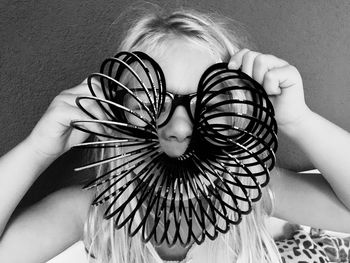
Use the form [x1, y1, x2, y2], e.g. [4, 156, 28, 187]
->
[278, 107, 315, 138]
[23, 134, 60, 165]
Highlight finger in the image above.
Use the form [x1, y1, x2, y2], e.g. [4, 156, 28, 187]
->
[263, 65, 301, 96]
[60, 84, 106, 107]
[60, 100, 106, 123]
[241, 50, 260, 77]
[51, 94, 110, 127]
[70, 99, 118, 136]
[47, 100, 105, 137]
[52, 92, 100, 108]
[81, 76, 102, 87]
[61, 103, 110, 138]
[70, 83, 104, 97]
[63, 77, 103, 96]
[252, 54, 289, 85]
[228, 48, 250, 69]
[58, 86, 115, 121]
[76, 99, 109, 120]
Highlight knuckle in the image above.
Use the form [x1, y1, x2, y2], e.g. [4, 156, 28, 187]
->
[240, 48, 250, 53]
[91, 77, 102, 86]
[254, 54, 266, 66]
[264, 70, 276, 81]
[48, 102, 65, 115]
[287, 65, 302, 80]
[287, 64, 298, 73]
[51, 95, 64, 106]
[265, 54, 276, 60]
[83, 101, 96, 111]
[60, 87, 79, 96]
[243, 50, 259, 62]
[81, 102, 103, 118]
[59, 90, 70, 97]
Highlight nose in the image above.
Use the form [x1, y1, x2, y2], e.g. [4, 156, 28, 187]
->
[158, 106, 193, 157]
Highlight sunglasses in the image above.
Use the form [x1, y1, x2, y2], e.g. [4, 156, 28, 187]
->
[118, 87, 235, 128]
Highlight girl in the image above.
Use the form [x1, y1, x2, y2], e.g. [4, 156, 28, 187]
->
[1, 8, 350, 263]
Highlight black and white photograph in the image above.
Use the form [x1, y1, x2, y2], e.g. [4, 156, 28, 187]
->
[0, 1, 350, 262]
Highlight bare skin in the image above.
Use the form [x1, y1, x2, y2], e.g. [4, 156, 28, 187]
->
[0, 40, 350, 262]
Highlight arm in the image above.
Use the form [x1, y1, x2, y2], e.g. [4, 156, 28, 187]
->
[0, 79, 101, 236]
[229, 49, 350, 227]
[0, 186, 93, 263]
[281, 111, 350, 209]
[0, 78, 104, 259]
[270, 167, 350, 233]
[0, 138, 55, 236]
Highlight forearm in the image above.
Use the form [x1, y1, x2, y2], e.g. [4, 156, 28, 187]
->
[0, 137, 56, 236]
[281, 109, 350, 209]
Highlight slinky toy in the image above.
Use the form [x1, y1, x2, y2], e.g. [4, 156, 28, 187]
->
[71, 51, 278, 247]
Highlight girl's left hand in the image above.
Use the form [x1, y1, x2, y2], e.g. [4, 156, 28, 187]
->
[228, 49, 311, 132]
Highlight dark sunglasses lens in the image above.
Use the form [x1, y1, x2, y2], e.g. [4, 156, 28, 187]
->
[189, 96, 197, 118]
[157, 94, 197, 127]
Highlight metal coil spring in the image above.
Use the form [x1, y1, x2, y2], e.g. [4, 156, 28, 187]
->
[71, 51, 278, 247]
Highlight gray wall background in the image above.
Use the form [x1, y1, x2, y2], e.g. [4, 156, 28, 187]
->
[1, 0, 350, 205]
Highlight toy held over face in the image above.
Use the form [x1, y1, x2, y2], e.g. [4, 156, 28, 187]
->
[71, 51, 278, 247]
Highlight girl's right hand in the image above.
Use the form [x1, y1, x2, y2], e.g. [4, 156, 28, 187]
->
[26, 78, 108, 160]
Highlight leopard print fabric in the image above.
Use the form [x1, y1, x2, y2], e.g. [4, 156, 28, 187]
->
[86, 227, 350, 262]
[276, 228, 350, 263]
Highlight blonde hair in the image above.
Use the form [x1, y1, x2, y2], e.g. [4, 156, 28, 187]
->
[84, 6, 281, 263]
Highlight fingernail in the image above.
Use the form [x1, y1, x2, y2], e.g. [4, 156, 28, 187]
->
[229, 61, 239, 69]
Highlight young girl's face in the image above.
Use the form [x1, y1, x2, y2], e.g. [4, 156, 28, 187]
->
[146, 39, 220, 157]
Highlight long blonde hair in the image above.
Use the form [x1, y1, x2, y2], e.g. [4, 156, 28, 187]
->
[84, 6, 281, 263]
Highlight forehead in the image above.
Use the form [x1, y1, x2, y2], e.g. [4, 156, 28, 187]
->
[140, 39, 220, 94]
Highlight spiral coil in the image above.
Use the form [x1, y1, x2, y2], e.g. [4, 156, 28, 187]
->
[71, 51, 278, 247]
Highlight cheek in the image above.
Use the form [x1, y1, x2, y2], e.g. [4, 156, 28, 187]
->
[156, 126, 166, 139]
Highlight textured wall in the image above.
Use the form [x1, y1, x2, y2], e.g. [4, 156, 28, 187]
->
[1, 0, 350, 205]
